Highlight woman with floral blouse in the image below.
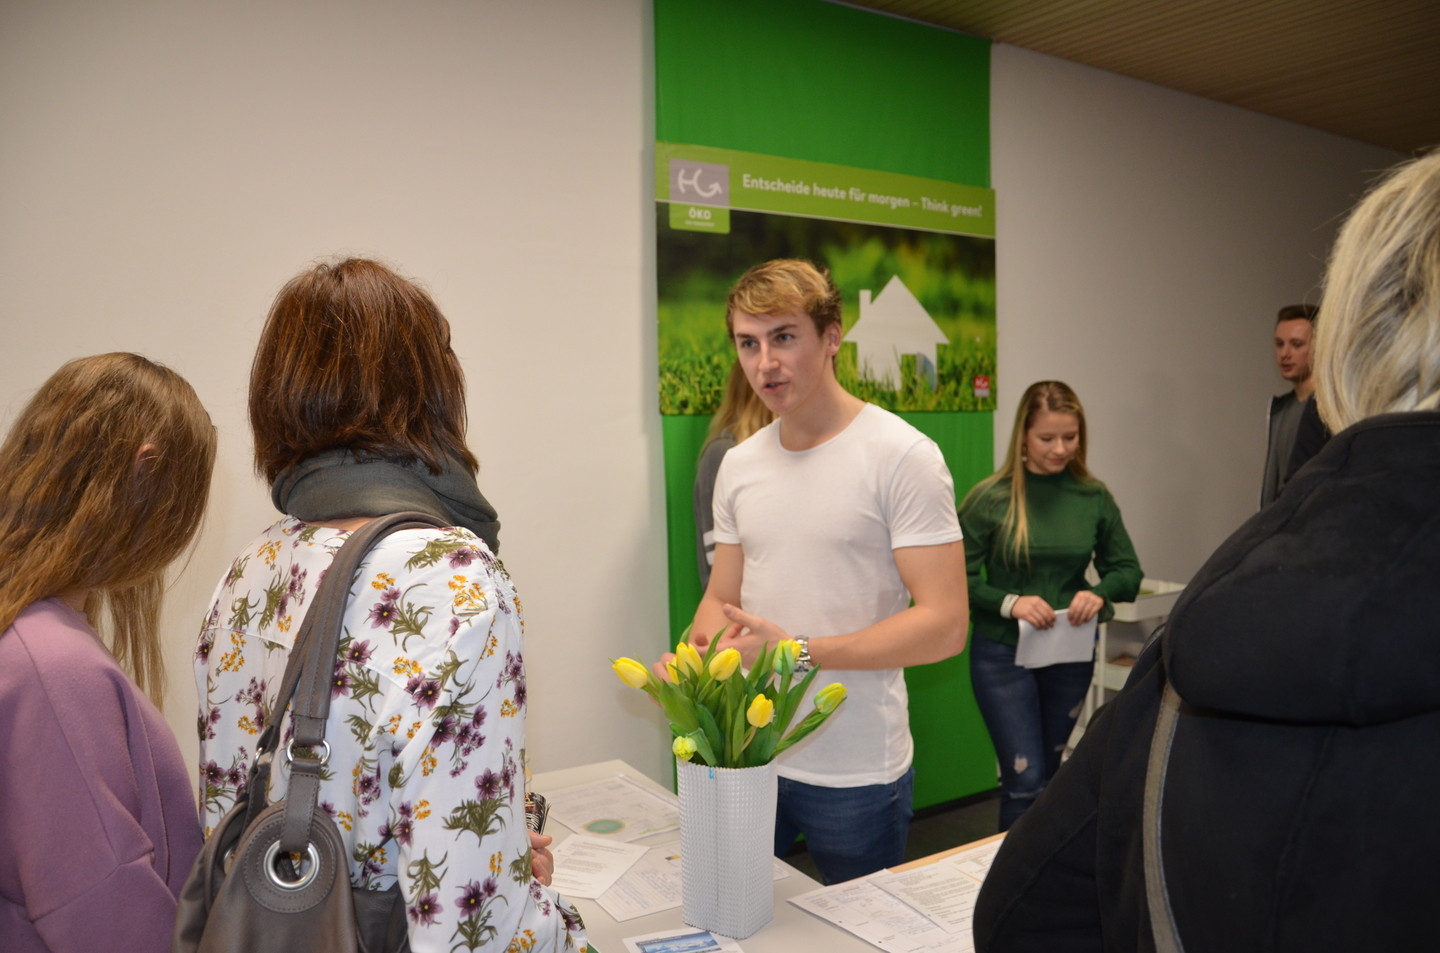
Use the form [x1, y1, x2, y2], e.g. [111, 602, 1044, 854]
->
[195, 258, 586, 953]
[0, 353, 215, 953]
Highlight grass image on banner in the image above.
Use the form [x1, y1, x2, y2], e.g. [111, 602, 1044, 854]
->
[658, 208, 995, 415]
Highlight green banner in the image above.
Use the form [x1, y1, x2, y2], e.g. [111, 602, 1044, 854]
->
[655, 0, 998, 809]
[658, 143, 996, 238]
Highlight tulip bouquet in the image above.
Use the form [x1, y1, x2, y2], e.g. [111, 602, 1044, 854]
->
[612, 633, 846, 769]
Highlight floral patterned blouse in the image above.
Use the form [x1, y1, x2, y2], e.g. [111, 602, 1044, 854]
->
[195, 517, 587, 953]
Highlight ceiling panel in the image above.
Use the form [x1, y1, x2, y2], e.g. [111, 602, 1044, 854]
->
[842, 0, 1440, 154]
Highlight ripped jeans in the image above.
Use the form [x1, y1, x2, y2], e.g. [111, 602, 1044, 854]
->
[969, 634, 1094, 831]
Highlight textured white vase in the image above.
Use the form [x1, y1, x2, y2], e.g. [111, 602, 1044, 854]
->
[675, 758, 778, 939]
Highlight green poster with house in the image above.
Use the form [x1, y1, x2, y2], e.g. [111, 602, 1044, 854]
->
[656, 143, 996, 416]
[655, 0, 997, 808]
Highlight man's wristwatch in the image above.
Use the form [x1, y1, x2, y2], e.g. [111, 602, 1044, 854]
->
[794, 636, 814, 674]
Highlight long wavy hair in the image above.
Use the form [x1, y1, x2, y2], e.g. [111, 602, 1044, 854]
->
[0, 353, 216, 702]
[960, 381, 1094, 567]
[705, 360, 774, 446]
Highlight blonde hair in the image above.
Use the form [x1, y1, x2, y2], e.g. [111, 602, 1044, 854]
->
[960, 381, 1093, 566]
[706, 360, 773, 445]
[1315, 150, 1440, 432]
[0, 353, 216, 702]
[725, 259, 842, 337]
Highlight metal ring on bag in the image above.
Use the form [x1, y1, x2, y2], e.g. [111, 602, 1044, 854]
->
[261, 839, 322, 891]
[283, 739, 331, 766]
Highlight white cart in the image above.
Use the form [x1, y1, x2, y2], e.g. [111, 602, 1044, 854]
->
[1081, 578, 1186, 724]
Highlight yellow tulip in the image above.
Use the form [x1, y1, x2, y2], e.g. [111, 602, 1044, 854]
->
[708, 647, 742, 680]
[664, 659, 680, 683]
[672, 735, 698, 761]
[675, 641, 703, 675]
[746, 693, 775, 727]
[611, 657, 652, 690]
[774, 639, 799, 673]
[814, 682, 847, 714]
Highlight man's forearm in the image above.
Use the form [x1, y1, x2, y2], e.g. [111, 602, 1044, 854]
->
[805, 601, 967, 671]
[689, 594, 732, 648]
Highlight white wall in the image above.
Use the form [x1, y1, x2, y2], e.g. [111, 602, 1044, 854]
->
[0, 4, 1402, 788]
[991, 45, 1399, 583]
[0, 0, 674, 783]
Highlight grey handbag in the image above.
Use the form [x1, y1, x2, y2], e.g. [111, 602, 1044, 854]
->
[173, 512, 450, 953]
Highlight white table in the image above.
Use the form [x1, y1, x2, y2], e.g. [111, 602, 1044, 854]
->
[532, 759, 876, 953]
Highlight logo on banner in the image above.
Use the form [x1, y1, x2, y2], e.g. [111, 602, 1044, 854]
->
[667, 159, 732, 234]
[670, 159, 729, 205]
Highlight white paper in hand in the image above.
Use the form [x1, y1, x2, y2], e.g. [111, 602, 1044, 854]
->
[1014, 614, 1097, 668]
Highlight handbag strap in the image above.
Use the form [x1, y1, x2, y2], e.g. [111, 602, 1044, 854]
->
[257, 511, 452, 853]
[1144, 680, 1186, 953]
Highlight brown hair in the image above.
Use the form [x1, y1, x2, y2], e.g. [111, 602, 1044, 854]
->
[0, 353, 215, 701]
[724, 259, 842, 338]
[1276, 303, 1319, 325]
[705, 360, 774, 445]
[960, 381, 1094, 566]
[249, 257, 477, 482]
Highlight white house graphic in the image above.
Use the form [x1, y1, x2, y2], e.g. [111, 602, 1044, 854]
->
[845, 275, 949, 390]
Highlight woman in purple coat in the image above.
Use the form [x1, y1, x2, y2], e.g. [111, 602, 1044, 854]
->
[0, 353, 215, 953]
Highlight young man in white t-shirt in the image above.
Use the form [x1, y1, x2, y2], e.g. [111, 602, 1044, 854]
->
[690, 258, 969, 884]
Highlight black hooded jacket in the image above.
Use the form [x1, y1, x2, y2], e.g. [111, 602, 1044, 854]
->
[974, 411, 1440, 953]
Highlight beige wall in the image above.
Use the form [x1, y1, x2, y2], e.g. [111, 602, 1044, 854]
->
[0, 2, 1401, 788]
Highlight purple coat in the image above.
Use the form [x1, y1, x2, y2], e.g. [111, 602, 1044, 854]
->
[0, 599, 201, 952]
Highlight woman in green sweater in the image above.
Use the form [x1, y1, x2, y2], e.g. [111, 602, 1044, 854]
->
[959, 381, 1142, 830]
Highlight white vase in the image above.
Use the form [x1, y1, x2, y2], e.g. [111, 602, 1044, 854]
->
[675, 758, 777, 939]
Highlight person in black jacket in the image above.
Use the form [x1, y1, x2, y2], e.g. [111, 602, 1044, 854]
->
[975, 148, 1440, 953]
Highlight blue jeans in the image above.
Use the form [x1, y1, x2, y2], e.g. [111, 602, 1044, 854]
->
[774, 766, 914, 884]
[969, 635, 1094, 831]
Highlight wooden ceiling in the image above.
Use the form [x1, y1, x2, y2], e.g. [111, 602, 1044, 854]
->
[842, 0, 1440, 155]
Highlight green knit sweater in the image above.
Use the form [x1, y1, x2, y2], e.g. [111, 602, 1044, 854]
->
[959, 469, 1142, 647]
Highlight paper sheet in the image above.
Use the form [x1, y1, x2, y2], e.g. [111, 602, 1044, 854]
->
[1014, 614, 1097, 668]
[870, 838, 1002, 937]
[544, 773, 680, 842]
[787, 837, 1004, 953]
[790, 879, 963, 953]
[549, 834, 650, 898]
[596, 851, 791, 922]
[595, 844, 685, 920]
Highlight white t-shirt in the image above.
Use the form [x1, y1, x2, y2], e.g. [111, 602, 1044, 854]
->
[712, 403, 962, 786]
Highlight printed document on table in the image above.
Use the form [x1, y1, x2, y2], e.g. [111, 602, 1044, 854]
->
[1014, 614, 1096, 668]
[789, 836, 1004, 953]
[596, 843, 685, 920]
[870, 837, 1003, 936]
[545, 773, 680, 842]
[790, 879, 965, 953]
[549, 834, 649, 898]
[598, 851, 791, 922]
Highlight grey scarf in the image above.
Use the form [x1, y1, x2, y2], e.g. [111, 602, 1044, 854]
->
[271, 449, 501, 554]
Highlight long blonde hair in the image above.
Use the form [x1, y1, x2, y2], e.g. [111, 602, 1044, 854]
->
[1314, 150, 1440, 432]
[706, 360, 773, 445]
[0, 353, 216, 702]
[960, 381, 1093, 566]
